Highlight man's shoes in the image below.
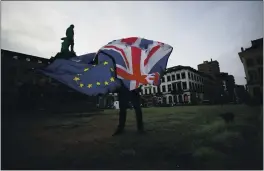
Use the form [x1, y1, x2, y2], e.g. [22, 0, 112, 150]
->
[112, 128, 124, 136]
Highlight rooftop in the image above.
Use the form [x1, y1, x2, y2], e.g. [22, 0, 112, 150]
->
[165, 65, 215, 80]
[1, 49, 49, 63]
[240, 38, 263, 52]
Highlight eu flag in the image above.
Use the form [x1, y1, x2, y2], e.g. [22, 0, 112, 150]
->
[39, 53, 121, 96]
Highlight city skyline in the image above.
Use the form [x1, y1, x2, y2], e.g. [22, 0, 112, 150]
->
[1, 1, 263, 85]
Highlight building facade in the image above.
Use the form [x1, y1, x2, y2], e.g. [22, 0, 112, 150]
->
[217, 72, 236, 103]
[197, 59, 221, 76]
[234, 84, 249, 103]
[238, 38, 263, 102]
[141, 66, 206, 104]
[1, 49, 98, 114]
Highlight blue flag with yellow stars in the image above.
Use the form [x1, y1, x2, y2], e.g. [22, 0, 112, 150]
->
[39, 52, 121, 96]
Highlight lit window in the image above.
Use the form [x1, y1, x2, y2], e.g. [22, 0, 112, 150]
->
[38, 60, 43, 63]
[26, 58, 30, 62]
[13, 56, 18, 59]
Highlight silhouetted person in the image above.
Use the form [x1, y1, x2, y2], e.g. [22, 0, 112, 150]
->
[66, 24, 74, 52]
[113, 85, 144, 136]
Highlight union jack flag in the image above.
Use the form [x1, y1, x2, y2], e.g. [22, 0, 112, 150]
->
[97, 37, 173, 90]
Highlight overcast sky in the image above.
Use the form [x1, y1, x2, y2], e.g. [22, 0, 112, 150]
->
[1, 1, 263, 85]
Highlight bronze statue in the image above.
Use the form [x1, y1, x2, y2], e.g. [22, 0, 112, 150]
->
[60, 24, 75, 53]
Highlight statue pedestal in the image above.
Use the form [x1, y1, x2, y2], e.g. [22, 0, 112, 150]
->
[50, 51, 77, 62]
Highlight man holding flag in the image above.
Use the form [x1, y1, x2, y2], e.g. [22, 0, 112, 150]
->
[40, 36, 173, 136]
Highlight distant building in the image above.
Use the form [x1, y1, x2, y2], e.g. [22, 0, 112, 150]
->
[234, 84, 248, 103]
[197, 58, 220, 76]
[217, 72, 236, 103]
[238, 38, 263, 102]
[142, 65, 213, 104]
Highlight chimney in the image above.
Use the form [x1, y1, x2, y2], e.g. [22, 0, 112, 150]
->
[241, 47, 244, 52]
[211, 58, 212, 62]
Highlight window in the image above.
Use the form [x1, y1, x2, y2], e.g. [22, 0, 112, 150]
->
[26, 58, 30, 62]
[161, 77, 165, 83]
[158, 86, 162, 94]
[189, 82, 192, 90]
[169, 96, 173, 103]
[167, 75, 171, 82]
[195, 84, 198, 90]
[182, 82, 187, 90]
[38, 60, 43, 64]
[162, 85, 166, 92]
[172, 83, 177, 91]
[168, 84, 172, 92]
[163, 97, 167, 104]
[174, 95, 178, 103]
[172, 74, 176, 81]
[181, 72, 186, 79]
[13, 56, 18, 59]
[246, 59, 254, 67]
[191, 73, 194, 80]
[177, 82, 182, 91]
[176, 74, 181, 80]
[192, 83, 196, 91]
[188, 72, 191, 79]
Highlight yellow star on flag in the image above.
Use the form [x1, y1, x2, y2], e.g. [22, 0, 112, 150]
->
[96, 82, 101, 86]
[87, 84, 92, 88]
[84, 68, 89, 72]
[103, 61, 108, 65]
[110, 68, 114, 72]
[73, 77, 80, 81]
[104, 81, 109, 85]
[110, 77, 115, 82]
[92, 65, 96, 67]
[79, 83, 84, 88]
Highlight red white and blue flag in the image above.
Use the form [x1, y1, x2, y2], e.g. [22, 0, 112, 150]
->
[97, 37, 173, 91]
